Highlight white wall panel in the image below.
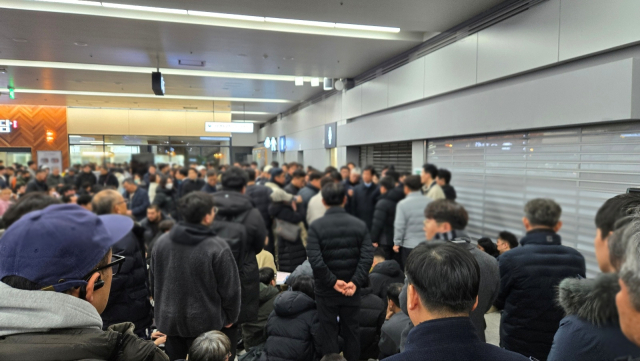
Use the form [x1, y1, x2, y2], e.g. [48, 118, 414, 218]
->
[361, 74, 388, 115]
[342, 86, 362, 120]
[560, 0, 640, 61]
[304, 149, 330, 170]
[325, 93, 343, 122]
[388, 58, 425, 107]
[477, 0, 560, 83]
[424, 34, 478, 98]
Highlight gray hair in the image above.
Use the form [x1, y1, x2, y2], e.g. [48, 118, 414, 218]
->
[524, 198, 562, 228]
[91, 189, 121, 215]
[351, 168, 361, 176]
[609, 216, 637, 270]
[619, 216, 640, 311]
[189, 331, 231, 361]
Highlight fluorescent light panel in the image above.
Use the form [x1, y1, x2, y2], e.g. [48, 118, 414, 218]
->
[23, 0, 401, 34]
[11, 88, 292, 103]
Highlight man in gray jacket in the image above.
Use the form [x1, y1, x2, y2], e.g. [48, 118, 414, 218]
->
[393, 175, 430, 268]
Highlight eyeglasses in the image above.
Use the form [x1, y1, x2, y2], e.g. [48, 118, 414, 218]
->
[82, 254, 126, 280]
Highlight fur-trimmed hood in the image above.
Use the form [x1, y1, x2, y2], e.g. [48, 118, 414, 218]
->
[558, 272, 620, 326]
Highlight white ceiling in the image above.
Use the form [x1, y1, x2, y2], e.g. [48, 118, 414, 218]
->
[0, 0, 503, 121]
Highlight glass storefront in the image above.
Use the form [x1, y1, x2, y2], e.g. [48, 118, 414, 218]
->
[0, 147, 32, 166]
[69, 135, 231, 168]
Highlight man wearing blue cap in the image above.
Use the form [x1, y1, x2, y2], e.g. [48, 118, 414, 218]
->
[0, 204, 168, 360]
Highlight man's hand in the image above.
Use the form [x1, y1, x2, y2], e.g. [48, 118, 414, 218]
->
[224, 323, 233, 328]
[385, 303, 396, 320]
[296, 195, 303, 203]
[344, 282, 357, 297]
[393, 245, 400, 253]
[151, 331, 167, 346]
[126, 210, 132, 216]
[348, 189, 354, 197]
[334, 280, 348, 294]
[372, 243, 379, 248]
[291, 201, 298, 212]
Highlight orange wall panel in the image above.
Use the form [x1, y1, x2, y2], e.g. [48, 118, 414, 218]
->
[0, 105, 69, 169]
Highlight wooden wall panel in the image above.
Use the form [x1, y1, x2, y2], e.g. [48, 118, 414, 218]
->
[0, 105, 69, 169]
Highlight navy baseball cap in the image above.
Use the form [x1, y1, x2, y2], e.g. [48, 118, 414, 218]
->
[0, 204, 133, 292]
[270, 168, 284, 177]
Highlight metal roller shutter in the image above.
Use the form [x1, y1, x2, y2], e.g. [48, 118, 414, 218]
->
[360, 142, 413, 173]
[427, 121, 640, 277]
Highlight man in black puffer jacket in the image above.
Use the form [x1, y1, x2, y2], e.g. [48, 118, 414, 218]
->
[211, 167, 267, 359]
[245, 168, 273, 253]
[92, 190, 153, 337]
[359, 281, 385, 360]
[350, 166, 380, 230]
[371, 176, 405, 259]
[369, 248, 405, 304]
[307, 182, 374, 361]
[495, 199, 585, 361]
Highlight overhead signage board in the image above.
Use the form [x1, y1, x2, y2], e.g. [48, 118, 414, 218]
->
[205, 122, 254, 133]
[279, 136, 286, 153]
[324, 122, 337, 149]
[265, 137, 277, 152]
[0, 120, 18, 133]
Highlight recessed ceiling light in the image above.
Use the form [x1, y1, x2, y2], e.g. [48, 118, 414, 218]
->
[9, 88, 293, 103]
[310, 78, 320, 87]
[294, 77, 304, 86]
[12, 38, 28, 43]
[74, 42, 88, 47]
[179, 59, 206, 67]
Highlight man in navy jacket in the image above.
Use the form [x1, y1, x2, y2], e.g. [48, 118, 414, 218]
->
[495, 198, 585, 361]
[123, 178, 150, 221]
[386, 242, 527, 361]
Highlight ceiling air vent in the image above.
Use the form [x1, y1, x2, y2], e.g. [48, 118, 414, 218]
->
[178, 60, 206, 67]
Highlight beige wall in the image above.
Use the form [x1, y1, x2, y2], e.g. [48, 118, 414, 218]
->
[67, 108, 232, 137]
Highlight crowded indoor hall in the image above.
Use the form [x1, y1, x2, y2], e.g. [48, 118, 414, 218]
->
[1, 1, 640, 361]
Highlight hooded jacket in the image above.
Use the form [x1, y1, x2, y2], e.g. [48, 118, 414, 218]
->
[359, 287, 386, 360]
[0, 282, 167, 361]
[269, 201, 307, 272]
[262, 291, 321, 361]
[495, 229, 586, 361]
[369, 260, 405, 302]
[213, 190, 267, 324]
[242, 283, 280, 349]
[151, 222, 241, 337]
[371, 185, 405, 246]
[548, 273, 640, 361]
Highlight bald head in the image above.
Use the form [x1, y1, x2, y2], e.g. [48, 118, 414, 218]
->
[92, 189, 126, 215]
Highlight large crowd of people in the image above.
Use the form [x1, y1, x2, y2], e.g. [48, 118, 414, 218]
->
[0, 158, 639, 361]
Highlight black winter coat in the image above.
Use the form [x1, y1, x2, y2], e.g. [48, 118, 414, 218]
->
[369, 260, 405, 302]
[181, 178, 204, 196]
[283, 183, 301, 195]
[25, 179, 49, 194]
[262, 291, 321, 361]
[98, 172, 119, 188]
[495, 229, 586, 361]
[101, 226, 153, 334]
[269, 202, 306, 272]
[351, 183, 380, 230]
[153, 187, 177, 219]
[75, 171, 97, 188]
[359, 288, 386, 360]
[548, 273, 640, 361]
[63, 174, 76, 186]
[370, 186, 405, 246]
[212, 191, 267, 324]
[306, 207, 374, 299]
[246, 184, 273, 229]
[441, 184, 457, 201]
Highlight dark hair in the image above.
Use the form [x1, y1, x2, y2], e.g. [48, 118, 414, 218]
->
[206, 169, 217, 178]
[347, 162, 356, 167]
[292, 275, 315, 299]
[158, 219, 175, 233]
[424, 199, 468, 230]
[308, 171, 323, 182]
[325, 170, 342, 182]
[188, 330, 231, 361]
[2, 193, 62, 228]
[406, 241, 480, 314]
[221, 167, 248, 191]
[179, 191, 214, 224]
[246, 168, 257, 182]
[595, 193, 640, 238]
[320, 354, 346, 361]
[362, 165, 375, 176]
[477, 238, 500, 257]
[386, 282, 404, 308]
[320, 176, 335, 189]
[324, 166, 338, 173]
[77, 194, 93, 207]
[27, 160, 35, 167]
[374, 247, 387, 260]
[524, 198, 562, 228]
[188, 168, 198, 175]
[404, 175, 422, 191]
[379, 176, 395, 192]
[178, 168, 189, 177]
[498, 231, 519, 249]
[36, 168, 47, 175]
[437, 169, 452, 185]
[122, 177, 135, 186]
[147, 204, 161, 212]
[386, 170, 400, 183]
[321, 182, 346, 206]
[271, 161, 279, 168]
[340, 166, 349, 171]
[422, 163, 438, 179]
[292, 170, 306, 179]
[158, 175, 170, 189]
[259, 267, 275, 285]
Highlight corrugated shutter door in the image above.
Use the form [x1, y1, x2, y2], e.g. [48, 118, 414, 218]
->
[360, 142, 412, 173]
[427, 121, 640, 277]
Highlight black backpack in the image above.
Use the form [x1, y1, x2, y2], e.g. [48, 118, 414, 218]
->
[211, 210, 251, 266]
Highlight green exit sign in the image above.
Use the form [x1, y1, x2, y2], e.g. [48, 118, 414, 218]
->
[8, 88, 15, 100]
